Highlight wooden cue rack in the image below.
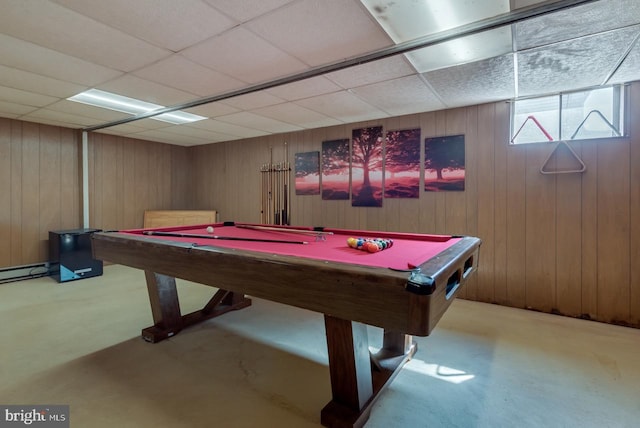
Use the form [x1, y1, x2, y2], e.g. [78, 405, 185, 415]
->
[260, 143, 291, 225]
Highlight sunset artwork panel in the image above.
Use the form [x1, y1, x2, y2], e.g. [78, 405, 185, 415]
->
[351, 126, 383, 207]
[424, 134, 465, 191]
[295, 151, 320, 195]
[384, 128, 421, 198]
[321, 139, 350, 200]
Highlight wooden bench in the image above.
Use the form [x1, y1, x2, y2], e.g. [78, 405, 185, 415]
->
[143, 210, 217, 228]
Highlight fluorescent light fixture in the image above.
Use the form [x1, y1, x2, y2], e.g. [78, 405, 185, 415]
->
[67, 89, 207, 124]
[406, 27, 512, 73]
[360, 0, 512, 73]
[361, 0, 510, 42]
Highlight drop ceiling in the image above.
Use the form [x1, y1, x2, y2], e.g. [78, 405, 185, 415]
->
[0, 0, 638, 146]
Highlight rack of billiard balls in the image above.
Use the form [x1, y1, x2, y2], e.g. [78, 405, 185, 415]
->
[346, 237, 394, 253]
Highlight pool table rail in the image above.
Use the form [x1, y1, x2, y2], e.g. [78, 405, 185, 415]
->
[92, 231, 479, 337]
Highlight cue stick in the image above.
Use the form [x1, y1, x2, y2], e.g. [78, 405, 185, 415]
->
[287, 160, 291, 224]
[283, 179, 287, 226]
[260, 163, 265, 223]
[274, 162, 279, 224]
[143, 231, 308, 244]
[264, 163, 269, 224]
[267, 164, 270, 223]
[268, 149, 273, 224]
[278, 162, 284, 225]
[276, 161, 282, 224]
[236, 224, 334, 236]
[270, 155, 274, 224]
[278, 162, 283, 224]
[263, 162, 269, 224]
[264, 163, 268, 224]
[282, 142, 288, 225]
[288, 142, 291, 225]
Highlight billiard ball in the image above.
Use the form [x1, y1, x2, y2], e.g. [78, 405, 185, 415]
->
[206, 226, 214, 233]
[367, 242, 380, 253]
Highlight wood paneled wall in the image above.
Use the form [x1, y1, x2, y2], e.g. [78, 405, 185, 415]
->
[190, 83, 640, 328]
[0, 118, 81, 268]
[88, 133, 192, 231]
[0, 124, 192, 269]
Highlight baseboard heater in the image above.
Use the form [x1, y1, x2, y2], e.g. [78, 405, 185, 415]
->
[0, 263, 50, 284]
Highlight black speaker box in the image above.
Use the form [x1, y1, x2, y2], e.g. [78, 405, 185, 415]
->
[49, 229, 103, 283]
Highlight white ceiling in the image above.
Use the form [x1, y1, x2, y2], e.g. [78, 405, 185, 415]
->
[0, 0, 638, 146]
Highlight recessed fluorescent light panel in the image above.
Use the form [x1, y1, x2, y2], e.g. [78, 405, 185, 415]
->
[361, 0, 512, 72]
[67, 89, 207, 124]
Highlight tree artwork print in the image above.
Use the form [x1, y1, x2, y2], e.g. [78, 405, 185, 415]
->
[384, 128, 421, 198]
[424, 134, 465, 191]
[294, 151, 320, 195]
[351, 126, 383, 207]
[321, 139, 350, 200]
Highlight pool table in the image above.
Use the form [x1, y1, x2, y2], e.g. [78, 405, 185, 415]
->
[91, 222, 481, 428]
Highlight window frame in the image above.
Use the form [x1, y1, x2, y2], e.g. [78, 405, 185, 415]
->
[509, 84, 629, 145]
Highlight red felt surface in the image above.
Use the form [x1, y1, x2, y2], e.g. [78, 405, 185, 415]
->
[123, 223, 461, 271]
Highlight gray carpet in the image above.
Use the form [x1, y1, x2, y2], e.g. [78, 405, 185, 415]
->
[1, 265, 638, 427]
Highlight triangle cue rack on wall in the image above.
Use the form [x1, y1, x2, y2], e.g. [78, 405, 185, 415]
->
[570, 109, 621, 140]
[540, 140, 586, 175]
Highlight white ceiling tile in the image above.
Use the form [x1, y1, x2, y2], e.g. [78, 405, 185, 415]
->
[17, 117, 75, 128]
[118, 118, 175, 130]
[22, 108, 100, 127]
[94, 128, 135, 137]
[351, 75, 445, 116]
[181, 27, 309, 84]
[295, 91, 387, 123]
[424, 54, 515, 106]
[0, 86, 59, 108]
[52, 0, 236, 52]
[0, 101, 39, 116]
[0, 1, 170, 72]
[608, 37, 640, 84]
[0, 64, 86, 98]
[96, 75, 197, 107]
[266, 76, 342, 101]
[518, 27, 640, 97]
[325, 55, 416, 89]
[187, 119, 270, 138]
[184, 102, 239, 118]
[252, 103, 342, 128]
[94, 122, 148, 135]
[131, 129, 213, 146]
[361, 0, 509, 42]
[247, 0, 393, 66]
[216, 111, 303, 133]
[157, 124, 237, 142]
[222, 92, 285, 110]
[515, 0, 640, 50]
[0, 34, 122, 86]
[133, 55, 245, 97]
[406, 27, 513, 73]
[204, 0, 296, 23]
[89, 117, 173, 132]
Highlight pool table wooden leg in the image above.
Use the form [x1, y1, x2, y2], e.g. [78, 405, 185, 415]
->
[141, 271, 251, 343]
[321, 315, 416, 428]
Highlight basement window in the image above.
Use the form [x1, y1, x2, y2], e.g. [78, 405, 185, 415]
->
[510, 85, 627, 144]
